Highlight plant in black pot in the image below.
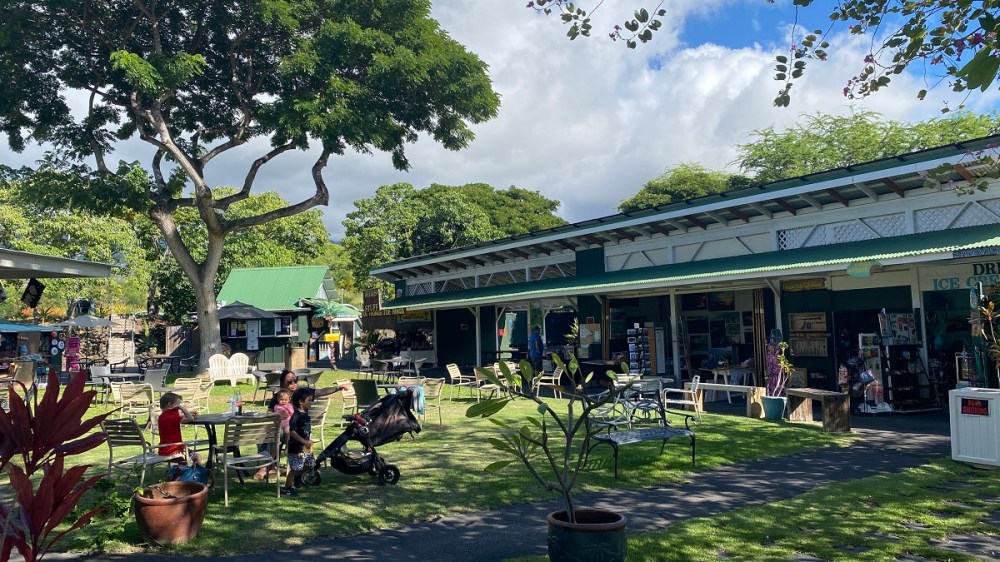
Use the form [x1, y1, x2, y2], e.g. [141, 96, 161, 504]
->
[466, 354, 631, 562]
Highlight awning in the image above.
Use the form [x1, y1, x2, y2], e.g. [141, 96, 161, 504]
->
[0, 248, 113, 279]
[0, 321, 62, 333]
[383, 224, 1000, 311]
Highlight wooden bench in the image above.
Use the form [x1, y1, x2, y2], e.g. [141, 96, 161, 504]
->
[786, 388, 851, 433]
[685, 382, 766, 418]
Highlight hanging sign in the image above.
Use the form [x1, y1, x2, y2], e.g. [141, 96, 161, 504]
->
[846, 261, 883, 278]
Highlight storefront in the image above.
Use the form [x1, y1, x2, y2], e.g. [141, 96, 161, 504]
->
[374, 135, 1000, 402]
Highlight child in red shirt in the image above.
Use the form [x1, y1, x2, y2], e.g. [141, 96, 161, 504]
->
[157, 391, 194, 456]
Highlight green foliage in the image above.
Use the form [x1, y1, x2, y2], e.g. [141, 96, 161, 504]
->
[778, 1, 1000, 107]
[618, 163, 750, 213]
[528, 0, 666, 48]
[0, 171, 152, 316]
[736, 109, 1000, 184]
[466, 355, 628, 523]
[0, 0, 499, 359]
[342, 182, 566, 290]
[151, 189, 331, 323]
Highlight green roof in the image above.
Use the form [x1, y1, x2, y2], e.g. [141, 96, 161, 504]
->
[383, 224, 1000, 310]
[376, 134, 1000, 271]
[217, 266, 330, 311]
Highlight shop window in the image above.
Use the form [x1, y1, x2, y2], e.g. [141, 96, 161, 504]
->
[227, 320, 247, 338]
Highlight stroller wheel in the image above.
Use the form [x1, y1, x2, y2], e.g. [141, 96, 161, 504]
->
[302, 469, 321, 486]
[378, 464, 400, 486]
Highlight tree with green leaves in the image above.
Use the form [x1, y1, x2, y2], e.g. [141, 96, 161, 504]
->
[0, 171, 152, 319]
[1, 0, 500, 367]
[150, 190, 333, 324]
[736, 109, 1000, 184]
[618, 163, 750, 213]
[343, 182, 566, 291]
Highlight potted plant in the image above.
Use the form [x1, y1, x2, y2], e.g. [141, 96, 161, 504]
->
[133, 480, 209, 546]
[762, 335, 793, 419]
[466, 355, 630, 562]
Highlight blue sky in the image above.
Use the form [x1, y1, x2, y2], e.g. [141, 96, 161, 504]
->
[3, 1, 1000, 239]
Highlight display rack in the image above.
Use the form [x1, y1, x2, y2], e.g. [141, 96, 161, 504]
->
[882, 344, 939, 413]
[858, 333, 892, 414]
[627, 325, 654, 376]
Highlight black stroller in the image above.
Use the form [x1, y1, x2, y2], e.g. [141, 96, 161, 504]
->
[301, 388, 421, 486]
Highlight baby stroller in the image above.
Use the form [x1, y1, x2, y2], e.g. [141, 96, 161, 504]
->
[301, 388, 421, 486]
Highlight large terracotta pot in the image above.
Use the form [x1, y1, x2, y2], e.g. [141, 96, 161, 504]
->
[133, 481, 208, 546]
[547, 508, 627, 562]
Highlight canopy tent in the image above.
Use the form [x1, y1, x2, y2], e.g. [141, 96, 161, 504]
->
[217, 301, 279, 320]
[55, 314, 113, 328]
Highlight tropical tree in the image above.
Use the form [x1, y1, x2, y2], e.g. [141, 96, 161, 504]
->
[342, 182, 566, 291]
[618, 163, 750, 213]
[0, 0, 500, 367]
[150, 190, 332, 324]
[736, 110, 1000, 184]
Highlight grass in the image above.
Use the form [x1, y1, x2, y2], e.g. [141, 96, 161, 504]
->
[29, 369, 854, 555]
[511, 458, 1000, 561]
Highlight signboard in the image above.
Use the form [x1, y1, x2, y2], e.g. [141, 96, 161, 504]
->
[846, 261, 883, 277]
[961, 398, 990, 416]
[922, 261, 1000, 291]
[781, 278, 826, 292]
[362, 289, 395, 318]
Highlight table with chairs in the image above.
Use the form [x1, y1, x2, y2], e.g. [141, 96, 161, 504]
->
[185, 411, 281, 506]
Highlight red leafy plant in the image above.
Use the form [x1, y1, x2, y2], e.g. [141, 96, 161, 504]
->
[0, 373, 110, 561]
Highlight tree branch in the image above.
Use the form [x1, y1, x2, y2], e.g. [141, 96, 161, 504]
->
[221, 149, 330, 232]
[86, 90, 110, 174]
[215, 142, 297, 209]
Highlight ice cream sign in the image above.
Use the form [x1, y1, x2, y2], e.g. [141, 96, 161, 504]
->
[924, 261, 1000, 291]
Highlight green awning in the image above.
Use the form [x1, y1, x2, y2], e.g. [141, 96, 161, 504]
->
[383, 224, 1000, 310]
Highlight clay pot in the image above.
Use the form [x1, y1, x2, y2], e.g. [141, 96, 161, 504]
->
[547, 508, 627, 562]
[133, 481, 208, 546]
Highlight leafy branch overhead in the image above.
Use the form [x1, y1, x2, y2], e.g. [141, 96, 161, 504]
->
[528, 1, 1000, 107]
[528, 0, 666, 47]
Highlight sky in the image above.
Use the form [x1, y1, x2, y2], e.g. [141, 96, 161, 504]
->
[4, 0, 1000, 240]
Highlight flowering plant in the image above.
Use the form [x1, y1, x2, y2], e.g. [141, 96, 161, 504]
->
[765, 338, 793, 397]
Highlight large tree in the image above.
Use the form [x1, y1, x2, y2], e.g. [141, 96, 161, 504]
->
[150, 189, 333, 324]
[618, 163, 750, 213]
[343, 182, 566, 291]
[736, 109, 1000, 184]
[1, 0, 500, 367]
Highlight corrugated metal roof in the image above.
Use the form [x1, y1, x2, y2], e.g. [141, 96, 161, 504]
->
[373, 134, 1000, 275]
[383, 224, 1000, 310]
[217, 266, 330, 311]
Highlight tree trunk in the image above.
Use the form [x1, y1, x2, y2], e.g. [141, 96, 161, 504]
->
[192, 279, 222, 374]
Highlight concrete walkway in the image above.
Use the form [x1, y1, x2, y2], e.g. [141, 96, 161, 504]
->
[43, 415, 956, 562]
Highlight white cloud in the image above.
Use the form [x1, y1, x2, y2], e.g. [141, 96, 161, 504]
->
[3, 1, 998, 241]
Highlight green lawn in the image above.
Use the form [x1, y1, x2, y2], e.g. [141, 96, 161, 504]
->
[40, 369, 854, 555]
[511, 458, 1000, 561]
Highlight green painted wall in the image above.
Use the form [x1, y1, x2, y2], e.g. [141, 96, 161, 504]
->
[781, 286, 912, 389]
[576, 248, 605, 277]
[437, 308, 478, 366]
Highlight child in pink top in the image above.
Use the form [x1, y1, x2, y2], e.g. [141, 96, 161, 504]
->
[272, 388, 294, 441]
